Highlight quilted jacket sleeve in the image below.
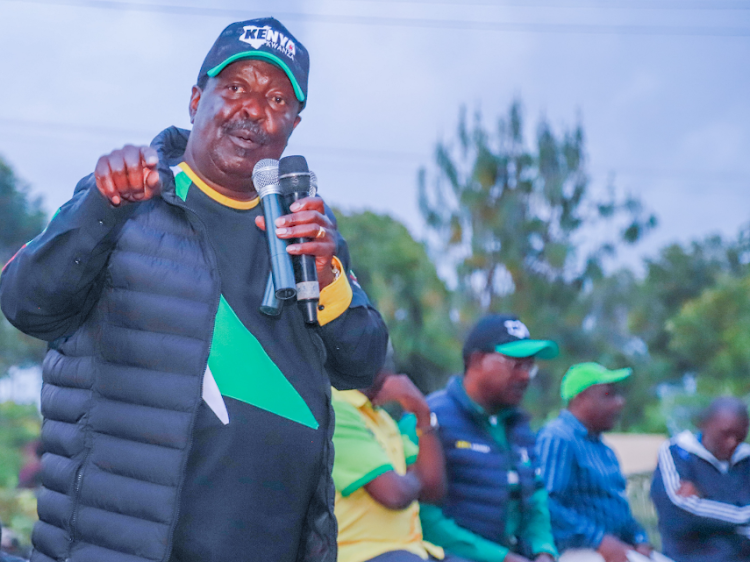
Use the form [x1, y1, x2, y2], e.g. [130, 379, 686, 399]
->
[0, 176, 136, 341]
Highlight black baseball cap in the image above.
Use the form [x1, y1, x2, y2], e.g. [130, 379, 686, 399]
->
[197, 18, 309, 107]
[462, 314, 559, 366]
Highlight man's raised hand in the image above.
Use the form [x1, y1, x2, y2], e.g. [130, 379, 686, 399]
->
[95, 145, 161, 206]
[372, 374, 431, 427]
[254, 195, 337, 288]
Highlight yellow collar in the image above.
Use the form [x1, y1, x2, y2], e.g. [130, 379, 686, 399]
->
[332, 388, 370, 409]
[177, 162, 259, 210]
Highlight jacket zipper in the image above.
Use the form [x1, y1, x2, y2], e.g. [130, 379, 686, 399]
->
[67, 451, 90, 558]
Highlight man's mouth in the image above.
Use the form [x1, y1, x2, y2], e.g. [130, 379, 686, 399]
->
[228, 129, 262, 147]
[223, 120, 269, 149]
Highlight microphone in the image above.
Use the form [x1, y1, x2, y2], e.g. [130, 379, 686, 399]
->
[259, 273, 282, 317]
[259, 170, 318, 318]
[279, 155, 319, 324]
[252, 159, 296, 300]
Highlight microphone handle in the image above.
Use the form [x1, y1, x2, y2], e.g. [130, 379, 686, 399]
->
[259, 272, 282, 316]
[261, 193, 297, 300]
[286, 190, 320, 324]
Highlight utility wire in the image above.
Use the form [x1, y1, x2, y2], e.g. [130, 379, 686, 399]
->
[3, 0, 750, 36]
[338, 0, 750, 10]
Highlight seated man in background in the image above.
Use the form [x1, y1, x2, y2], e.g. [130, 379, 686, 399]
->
[537, 363, 670, 562]
[420, 315, 559, 562]
[331, 349, 470, 562]
[651, 396, 750, 562]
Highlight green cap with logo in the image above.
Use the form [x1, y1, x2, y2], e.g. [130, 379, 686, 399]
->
[560, 362, 632, 401]
[462, 314, 559, 366]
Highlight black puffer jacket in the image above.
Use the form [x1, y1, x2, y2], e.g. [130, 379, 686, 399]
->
[0, 127, 388, 562]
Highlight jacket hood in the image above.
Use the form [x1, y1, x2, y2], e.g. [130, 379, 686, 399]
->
[673, 430, 750, 473]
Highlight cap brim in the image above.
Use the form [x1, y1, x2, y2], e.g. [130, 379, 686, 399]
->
[207, 51, 306, 103]
[496, 340, 559, 360]
[560, 366, 632, 401]
[596, 367, 633, 385]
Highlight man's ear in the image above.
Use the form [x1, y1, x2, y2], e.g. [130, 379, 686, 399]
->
[465, 351, 485, 374]
[189, 85, 202, 124]
[293, 113, 302, 129]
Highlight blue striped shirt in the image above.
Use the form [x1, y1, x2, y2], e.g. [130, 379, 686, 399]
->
[536, 410, 648, 550]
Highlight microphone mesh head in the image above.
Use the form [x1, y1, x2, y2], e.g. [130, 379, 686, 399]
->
[309, 171, 318, 197]
[252, 159, 280, 197]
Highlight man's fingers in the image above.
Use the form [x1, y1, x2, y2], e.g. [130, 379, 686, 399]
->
[275, 209, 333, 230]
[107, 151, 129, 192]
[255, 216, 267, 231]
[276, 223, 329, 241]
[141, 146, 159, 168]
[123, 145, 145, 191]
[288, 195, 324, 214]
[285, 240, 335, 256]
[94, 145, 161, 206]
[94, 158, 121, 205]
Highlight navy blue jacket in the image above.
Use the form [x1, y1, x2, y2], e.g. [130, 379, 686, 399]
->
[427, 376, 541, 555]
[0, 127, 388, 562]
[651, 430, 750, 562]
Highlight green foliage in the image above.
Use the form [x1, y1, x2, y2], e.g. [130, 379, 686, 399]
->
[0, 154, 47, 375]
[0, 155, 46, 264]
[419, 102, 655, 315]
[668, 274, 750, 395]
[623, 231, 750, 431]
[334, 209, 462, 391]
[0, 402, 40, 489]
[0, 316, 46, 375]
[630, 234, 750, 371]
[0, 487, 37, 551]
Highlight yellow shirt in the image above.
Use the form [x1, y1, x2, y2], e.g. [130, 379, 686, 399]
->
[331, 389, 444, 562]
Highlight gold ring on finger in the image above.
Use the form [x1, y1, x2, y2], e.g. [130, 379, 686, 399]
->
[315, 226, 326, 239]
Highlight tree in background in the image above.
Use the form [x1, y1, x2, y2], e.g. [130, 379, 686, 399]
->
[334, 209, 462, 391]
[419, 101, 657, 422]
[0, 157, 46, 264]
[625, 231, 750, 430]
[0, 155, 47, 550]
[667, 272, 750, 395]
[0, 156, 47, 375]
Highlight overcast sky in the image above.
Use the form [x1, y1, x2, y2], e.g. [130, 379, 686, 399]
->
[1, 0, 749, 273]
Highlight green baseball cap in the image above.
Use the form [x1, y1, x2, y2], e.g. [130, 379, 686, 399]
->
[495, 339, 559, 360]
[462, 314, 559, 365]
[560, 362, 632, 401]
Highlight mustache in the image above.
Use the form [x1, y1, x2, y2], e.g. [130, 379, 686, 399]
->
[222, 119, 270, 145]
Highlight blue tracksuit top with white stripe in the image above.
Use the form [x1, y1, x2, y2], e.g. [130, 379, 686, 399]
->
[651, 431, 750, 562]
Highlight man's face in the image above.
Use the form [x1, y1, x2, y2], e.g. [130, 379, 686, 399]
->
[187, 59, 301, 186]
[702, 411, 749, 461]
[580, 383, 625, 432]
[475, 353, 536, 408]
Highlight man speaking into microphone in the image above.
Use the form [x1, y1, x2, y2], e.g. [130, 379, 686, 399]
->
[0, 17, 388, 562]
